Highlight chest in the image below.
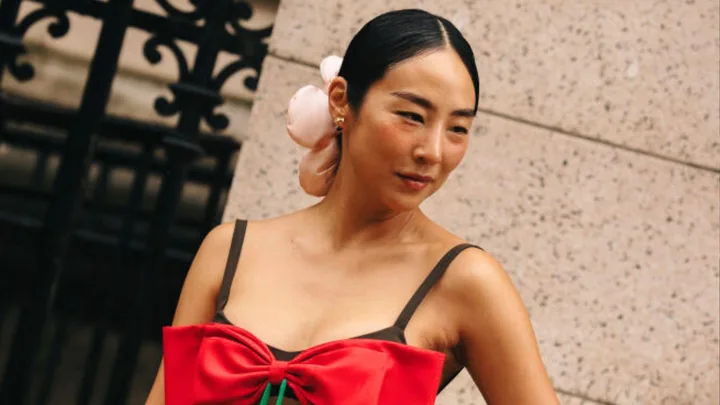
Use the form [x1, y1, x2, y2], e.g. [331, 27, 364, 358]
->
[220, 240, 455, 355]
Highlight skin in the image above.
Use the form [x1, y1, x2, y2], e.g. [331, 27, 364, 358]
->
[146, 47, 559, 405]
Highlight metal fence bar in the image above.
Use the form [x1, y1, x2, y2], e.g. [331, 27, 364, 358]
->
[0, 0, 269, 402]
[204, 150, 233, 232]
[37, 317, 68, 405]
[0, 0, 136, 402]
[77, 139, 158, 405]
[102, 1, 236, 401]
[0, 0, 22, 136]
[0, 0, 22, 80]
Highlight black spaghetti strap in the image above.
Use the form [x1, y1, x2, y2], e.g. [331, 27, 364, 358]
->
[215, 219, 248, 311]
[394, 243, 483, 330]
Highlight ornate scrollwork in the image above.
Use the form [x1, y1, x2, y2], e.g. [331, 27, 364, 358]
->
[7, 7, 70, 81]
[222, 0, 271, 92]
[155, 0, 209, 23]
[196, 0, 270, 129]
[224, 0, 273, 40]
[143, 35, 191, 117]
[204, 106, 230, 130]
[212, 58, 255, 91]
[224, 0, 252, 37]
[141, 0, 272, 131]
[200, 58, 256, 131]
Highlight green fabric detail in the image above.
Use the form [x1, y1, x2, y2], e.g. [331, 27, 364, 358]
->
[276, 379, 288, 404]
[259, 382, 272, 405]
[259, 378, 288, 405]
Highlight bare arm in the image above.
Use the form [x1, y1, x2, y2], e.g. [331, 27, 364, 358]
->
[451, 249, 559, 405]
[145, 222, 236, 404]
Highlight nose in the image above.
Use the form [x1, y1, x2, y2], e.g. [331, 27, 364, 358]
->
[412, 124, 443, 165]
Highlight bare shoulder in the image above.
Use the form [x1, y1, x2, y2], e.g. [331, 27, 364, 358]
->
[185, 220, 239, 286]
[421, 222, 518, 317]
[196, 220, 237, 261]
[204, 220, 237, 245]
[424, 222, 512, 301]
[169, 220, 243, 326]
[443, 246, 512, 305]
[438, 242, 559, 403]
[441, 243, 532, 338]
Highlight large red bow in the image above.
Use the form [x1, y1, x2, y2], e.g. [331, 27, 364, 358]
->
[163, 324, 391, 405]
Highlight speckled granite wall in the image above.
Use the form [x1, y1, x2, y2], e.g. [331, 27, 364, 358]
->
[223, 2, 720, 404]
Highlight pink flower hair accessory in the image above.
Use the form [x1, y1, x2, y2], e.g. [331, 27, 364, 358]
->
[286, 55, 343, 196]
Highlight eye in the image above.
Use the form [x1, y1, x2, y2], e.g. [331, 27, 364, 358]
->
[450, 126, 469, 134]
[397, 111, 424, 123]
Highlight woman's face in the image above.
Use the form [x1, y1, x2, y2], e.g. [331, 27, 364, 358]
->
[339, 48, 477, 212]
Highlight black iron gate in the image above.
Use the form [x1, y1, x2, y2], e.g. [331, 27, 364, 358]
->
[0, 1, 272, 403]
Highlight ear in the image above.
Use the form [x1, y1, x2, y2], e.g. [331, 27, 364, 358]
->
[327, 76, 350, 123]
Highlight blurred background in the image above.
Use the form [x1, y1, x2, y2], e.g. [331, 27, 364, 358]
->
[0, 1, 718, 405]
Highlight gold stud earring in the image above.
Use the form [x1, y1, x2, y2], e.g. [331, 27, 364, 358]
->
[335, 116, 345, 133]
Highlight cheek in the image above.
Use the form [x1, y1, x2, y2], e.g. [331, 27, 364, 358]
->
[441, 140, 469, 173]
[366, 118, 413, 159]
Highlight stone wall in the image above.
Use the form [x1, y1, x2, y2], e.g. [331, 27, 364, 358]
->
[223, 1, 720, 404]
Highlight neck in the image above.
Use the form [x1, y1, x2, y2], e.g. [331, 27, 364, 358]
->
[308, 165, 426, 251]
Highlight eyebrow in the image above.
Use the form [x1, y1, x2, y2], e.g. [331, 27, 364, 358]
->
[391, 91, 475, 118]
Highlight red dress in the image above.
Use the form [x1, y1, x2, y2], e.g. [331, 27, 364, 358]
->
[162, 220, 481, 404]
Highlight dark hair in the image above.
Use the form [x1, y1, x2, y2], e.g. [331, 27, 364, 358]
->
[338, 9, 480, 114]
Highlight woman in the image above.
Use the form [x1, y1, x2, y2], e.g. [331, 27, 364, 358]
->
[146, 9, 559, 405]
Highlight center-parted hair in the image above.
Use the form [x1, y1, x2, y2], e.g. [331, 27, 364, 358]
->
[338, 9, 480, 114]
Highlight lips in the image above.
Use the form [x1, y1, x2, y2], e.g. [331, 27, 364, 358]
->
[396, 172, 433, 191]
[397, 172, 433, 183]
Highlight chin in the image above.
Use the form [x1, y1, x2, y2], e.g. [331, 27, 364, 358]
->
[381, 190, 431, 214]
[363, 174, 436, 213]
[385, 200, 418, 214]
